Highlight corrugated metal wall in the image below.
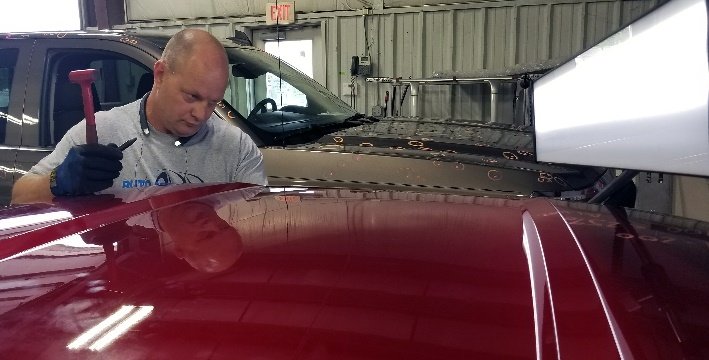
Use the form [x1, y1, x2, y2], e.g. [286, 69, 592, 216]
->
[124, 0, 526, 19]
[118, 0, 665, 118]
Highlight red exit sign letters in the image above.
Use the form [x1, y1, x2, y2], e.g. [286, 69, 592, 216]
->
[266, 2, 295, 25]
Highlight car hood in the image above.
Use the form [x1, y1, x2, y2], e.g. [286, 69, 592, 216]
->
[0, 184, 707, 359]
[264, 117, 605, 197]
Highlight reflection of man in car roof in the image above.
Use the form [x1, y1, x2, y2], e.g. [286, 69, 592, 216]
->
[79, 197, 246, 274]
[155, 201, 244, 273]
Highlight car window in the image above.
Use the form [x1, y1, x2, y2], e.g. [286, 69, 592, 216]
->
[90, 58, 152, 109]
[43, 50, 151, 146]
[0, 48, 19, 144]
[225, 69, 308, 116]
[222, 46, 357, 145]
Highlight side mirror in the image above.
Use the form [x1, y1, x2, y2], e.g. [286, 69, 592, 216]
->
[226, 30, 253, 46]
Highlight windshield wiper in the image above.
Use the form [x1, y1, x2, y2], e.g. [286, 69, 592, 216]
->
[315, 113, 378, 132]
[315, 113, 379, 135]
[339, 113, 379, 125]
[269, 113, 376, 145]
[334, 113, 379, 130]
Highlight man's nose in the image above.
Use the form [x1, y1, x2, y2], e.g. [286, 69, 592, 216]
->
[192, 101, 212, 121]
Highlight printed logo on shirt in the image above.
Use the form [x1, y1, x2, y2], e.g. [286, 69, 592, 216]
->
[122, 179, 152, 189]
[122, 169, 204, 188]
[154, 169, 205, 186]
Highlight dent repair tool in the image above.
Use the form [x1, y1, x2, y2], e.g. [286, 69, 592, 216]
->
[68, 69, 99, 144]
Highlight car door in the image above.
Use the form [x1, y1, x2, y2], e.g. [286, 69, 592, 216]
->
[13, 36, 157, 203]
[0, 39, 33, 205]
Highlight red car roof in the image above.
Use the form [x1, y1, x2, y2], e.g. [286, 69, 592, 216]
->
[0, 184, 706, 358]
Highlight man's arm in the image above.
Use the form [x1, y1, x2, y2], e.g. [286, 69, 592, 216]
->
[13, 123, 79, 204]
[233, 132, 267, 186]
[12, 143, 123, 204]
[11, 173, 54, 204]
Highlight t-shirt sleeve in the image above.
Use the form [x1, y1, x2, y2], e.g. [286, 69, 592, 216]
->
[28, 120, 85, 175]
[232, 132, 268, 186]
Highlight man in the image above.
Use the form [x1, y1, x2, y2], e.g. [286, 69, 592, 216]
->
[11, 29, 266, 204]
[156, 200, 244, 273]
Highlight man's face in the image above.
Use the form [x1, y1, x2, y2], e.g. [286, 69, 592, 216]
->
[152, 52, 228, 137]
[159, 202, 243, 273]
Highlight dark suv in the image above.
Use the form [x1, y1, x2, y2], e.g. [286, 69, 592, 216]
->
[0, 30, 606, 205]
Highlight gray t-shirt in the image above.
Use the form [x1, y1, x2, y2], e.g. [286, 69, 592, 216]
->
[30, 98, 267, 192]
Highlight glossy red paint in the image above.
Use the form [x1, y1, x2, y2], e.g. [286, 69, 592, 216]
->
[0, 183, 253, 259]
[0, 184, 707, 359]
[554, 202, 709, 359]
[524, 199, 625, 359]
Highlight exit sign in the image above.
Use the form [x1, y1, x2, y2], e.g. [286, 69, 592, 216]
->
[266, 2, 295, 25]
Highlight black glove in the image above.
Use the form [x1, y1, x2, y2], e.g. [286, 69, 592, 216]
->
[50, 143, 123, 196]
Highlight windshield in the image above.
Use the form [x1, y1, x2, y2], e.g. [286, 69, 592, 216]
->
[221, 45, 357, 144]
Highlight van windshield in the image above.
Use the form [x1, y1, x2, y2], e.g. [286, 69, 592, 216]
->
[222, 46, 357, 143]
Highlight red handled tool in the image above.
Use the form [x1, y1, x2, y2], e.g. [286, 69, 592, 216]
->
[68, 69, 99, 144]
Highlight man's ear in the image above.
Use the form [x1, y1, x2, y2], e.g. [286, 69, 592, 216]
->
[153, 59, 168, 86]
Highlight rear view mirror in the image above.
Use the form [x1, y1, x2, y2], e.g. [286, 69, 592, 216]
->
[231, 63, 265, 79]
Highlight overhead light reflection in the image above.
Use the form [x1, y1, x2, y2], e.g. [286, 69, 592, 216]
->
[67, 305, 135, 350]
[88, 306, 153, 351]
[0, 235, 89, 263]
[0, 111, 22, 125]
[0, 211, 90, 263]
[22, 114, 39, 125]
[67, 305, 154, 352]
[0, 165, 28, 175]
[268, 187, 313, 193]
[0, 210, 72, 231]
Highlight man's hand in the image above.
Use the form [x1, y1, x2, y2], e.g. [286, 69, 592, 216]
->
[50, 143, 123, 196]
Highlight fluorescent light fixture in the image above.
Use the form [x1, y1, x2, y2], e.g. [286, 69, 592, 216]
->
[67, 305, 154, 352]
[533, 0, 709, 176]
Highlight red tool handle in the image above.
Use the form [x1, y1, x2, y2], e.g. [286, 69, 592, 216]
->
[68, 69, 98, 144]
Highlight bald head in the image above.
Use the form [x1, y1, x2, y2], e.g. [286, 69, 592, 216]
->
[148, 28, 229, 136]
[161, 29, 228, 74]
[157, 202, 244, 273]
